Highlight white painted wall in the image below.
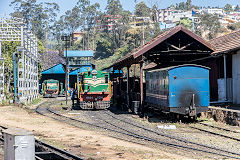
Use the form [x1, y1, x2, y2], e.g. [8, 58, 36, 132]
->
[218, 78, 232, 101]
[232, 51, 240, 104]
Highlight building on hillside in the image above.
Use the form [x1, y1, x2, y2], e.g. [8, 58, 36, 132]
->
[72, 31, 86, 42]
[157, 9, 193, 23]
[159, 22, 176, 30]
[129, 16, 154, 29]
[96, 14, 122, 31]
[200, 8, 224, 15]
[225, 12, 240, 22]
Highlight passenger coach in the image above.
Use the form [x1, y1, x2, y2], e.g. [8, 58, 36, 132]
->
[145, 64, 210, 117]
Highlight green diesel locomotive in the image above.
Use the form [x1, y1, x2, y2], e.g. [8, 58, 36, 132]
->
[77, 70, 111, 109]
[42, 79, 64, 98]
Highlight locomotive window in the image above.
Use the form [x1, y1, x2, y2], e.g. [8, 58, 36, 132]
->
[105, 75, 108, 83]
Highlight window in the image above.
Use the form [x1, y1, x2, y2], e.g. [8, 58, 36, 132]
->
[105, 74, 108, 83]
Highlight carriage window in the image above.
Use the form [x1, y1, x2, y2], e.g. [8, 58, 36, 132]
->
[105, 75, 108, 83]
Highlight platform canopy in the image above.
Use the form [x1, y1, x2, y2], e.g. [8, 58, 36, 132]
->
[41, 63, 65, 75]
[69, 65, 92, 76]
[108, 25, 215, 69]
[64, 50, 93, 57]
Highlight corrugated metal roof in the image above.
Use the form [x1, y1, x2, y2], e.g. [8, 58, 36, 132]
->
[209, 29, 240, 54]
[103, 67, 123, 73]
[69, 66, 92, 75]
[42, 63, 65, 74]
[64, 50, 94, 57]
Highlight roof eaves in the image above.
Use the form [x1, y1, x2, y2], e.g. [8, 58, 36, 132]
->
[211, 46, 240, 55]
[133, 26, 181, 59]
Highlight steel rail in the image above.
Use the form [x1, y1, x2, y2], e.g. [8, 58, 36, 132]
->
[35, 139, 83, 160]
[0, 123, 82, 160]
[41, 107, 240, 159]
[189, 126, 240, 142]
[198, 122, 240, 133]
[103, 110, 240, 157]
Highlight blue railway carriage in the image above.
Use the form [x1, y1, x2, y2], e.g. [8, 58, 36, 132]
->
[145, 64, 210, 116]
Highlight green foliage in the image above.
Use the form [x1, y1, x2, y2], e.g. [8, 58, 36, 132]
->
[186, 0, 192, 10]
[10, 0, 60, 42]
[1, 41, 19, 98]
[175, 0, 195, 11]
[153, 22, 161, 38]
[94, 52, 122, 70]
[224, 4, 233, 12]
[179, 18, 192, 30]
[175, 2, 187, 10]
[197, 14, 220, 40]
[106, 0, 123, 15]
[95, 36, 112, 59]
[234, 5, 240, 12]
[30, 97, 42, 105]
[135, 1, 150, 17]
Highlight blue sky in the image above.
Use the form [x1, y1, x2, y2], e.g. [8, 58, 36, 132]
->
[0, 0, 240, 16]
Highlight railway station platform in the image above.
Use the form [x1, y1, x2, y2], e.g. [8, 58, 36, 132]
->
[202, 106, 240, 126]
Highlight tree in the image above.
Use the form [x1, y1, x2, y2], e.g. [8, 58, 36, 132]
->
[234, 5, 240, 12]
[224, 4, 233, 12]
[186, 0, 192, 10]
[10, 0, 59, 42]
[95, 35, 112, 59]
[176, 2, 187, 10]
[179, 18, 192, 30]
[106, 0, 123, 15]
[152, 4, 158, 22]
[197, 14, 220, 39]
[135, 1, 150, 17]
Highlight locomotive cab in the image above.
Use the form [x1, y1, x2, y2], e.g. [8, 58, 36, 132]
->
[77, 70, 111, 109]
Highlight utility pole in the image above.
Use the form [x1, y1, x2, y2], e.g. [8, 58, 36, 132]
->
[142, 23, 145, 45]
[61, 34, 73, 106]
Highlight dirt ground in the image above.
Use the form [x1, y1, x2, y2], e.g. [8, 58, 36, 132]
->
[0, 103, 187, 159]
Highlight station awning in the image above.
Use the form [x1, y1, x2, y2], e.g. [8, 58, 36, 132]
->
[107, 25, 214, 69]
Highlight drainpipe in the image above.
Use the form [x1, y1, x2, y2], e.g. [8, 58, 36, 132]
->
[223, 54, 227, 101]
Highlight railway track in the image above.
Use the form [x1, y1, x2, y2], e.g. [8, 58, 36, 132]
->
[189, 122, 240, 142]
[0, 120, 82, 160]
[100, 110, 240, 158]
[35, 102, 240, 159]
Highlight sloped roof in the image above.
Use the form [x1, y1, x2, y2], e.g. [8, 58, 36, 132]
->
[133, 25, 214, 59]
[64, 50, 94, 57]
[209, 29, 240, 54]
[109, 25, 214, 69]
[42, 63, 65, 75]
[69, 66, 92, 76]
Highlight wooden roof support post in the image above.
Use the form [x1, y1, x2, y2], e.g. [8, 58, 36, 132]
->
[127, 66, 130, 107]
[140, 62, 144, 116]
[118, 69, 122, 105]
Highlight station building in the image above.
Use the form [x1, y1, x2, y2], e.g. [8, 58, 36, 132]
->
[40, 50, 94, 93]
[106, 25, 240, 115]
